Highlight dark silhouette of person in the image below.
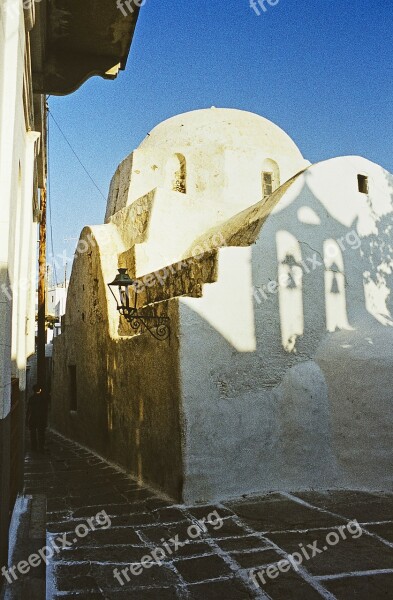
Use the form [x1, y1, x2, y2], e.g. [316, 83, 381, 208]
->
[26, 384, 48, 453]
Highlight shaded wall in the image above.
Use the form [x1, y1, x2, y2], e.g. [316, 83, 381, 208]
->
[52, 156, 393, 504]
[51, 242, 184, 500]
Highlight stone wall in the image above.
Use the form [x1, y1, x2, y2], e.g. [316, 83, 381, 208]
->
[51, 237, 185, 499]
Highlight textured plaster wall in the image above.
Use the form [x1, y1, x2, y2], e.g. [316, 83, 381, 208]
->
[0, 2, 38, 408]
[104, 110, 308, 276]
[105, 109, 308, 222]
[0, 0, 39, 567]
[52, 227, 184, 499]
[178, 157, 393, 503]
[52, 108, 393, 503]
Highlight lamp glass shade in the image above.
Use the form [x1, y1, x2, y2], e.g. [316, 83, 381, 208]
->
[108, 269, 134, 307]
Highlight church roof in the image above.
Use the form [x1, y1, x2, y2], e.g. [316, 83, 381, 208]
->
[138, 108, 304, 158]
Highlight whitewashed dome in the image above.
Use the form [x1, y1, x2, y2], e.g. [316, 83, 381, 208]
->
[138, 107, 304, 159]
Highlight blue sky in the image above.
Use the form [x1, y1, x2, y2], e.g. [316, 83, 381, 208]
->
[48, 0, 393, 282]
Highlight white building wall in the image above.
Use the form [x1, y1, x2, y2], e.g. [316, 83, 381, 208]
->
[178, 157, 393, 502]
[0, 0, 40, 410]
[47, 285, 68, 319]
[52, 109, 393, 503]
[0, 0, 24, 419]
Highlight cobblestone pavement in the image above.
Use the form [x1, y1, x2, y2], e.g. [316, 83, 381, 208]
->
[20, 432, 393, 599]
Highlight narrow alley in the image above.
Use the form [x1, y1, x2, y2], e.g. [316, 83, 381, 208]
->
[3, 432, 393, 599]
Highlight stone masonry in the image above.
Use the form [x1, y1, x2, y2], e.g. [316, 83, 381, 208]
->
[4, 432, 392, 599]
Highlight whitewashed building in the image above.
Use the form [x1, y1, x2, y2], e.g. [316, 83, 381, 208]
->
[0, 0, 140, 568]
[52, 108, 393, 503]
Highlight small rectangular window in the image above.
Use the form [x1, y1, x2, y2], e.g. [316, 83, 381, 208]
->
[358, 174, 369, 194]
[263, 172, 273, 197]
[68, 365, 77, 412]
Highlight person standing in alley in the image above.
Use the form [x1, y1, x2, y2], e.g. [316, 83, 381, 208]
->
[26, 384, 48, 453]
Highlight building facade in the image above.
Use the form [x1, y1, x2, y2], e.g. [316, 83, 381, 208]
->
[51, 108, 393, 503]
[0, 0, 139, 569]
[0, 0, 44, 567]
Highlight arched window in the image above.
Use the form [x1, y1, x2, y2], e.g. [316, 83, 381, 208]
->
[166, 153, 187, 194]
[261, 159, 280, 199]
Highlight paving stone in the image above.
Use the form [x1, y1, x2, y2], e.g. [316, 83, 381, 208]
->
[172, 541, 214, 559]
[64, 476, 123, 487]
[47, 519, 93, 534]
[216, 535, 269, 552]
[1, 495, 46, 600]
[250, 567, 326, 599]
[230, 548, 283, 569]
[323, 573, 393, 599]
[24, 465, 54, 474]
[267, 528, 393, 576]
[143, 518, 237, 545]
[186, 505, 234, 519]
[112, 564, 180, 589]
[53, 562, 178, 592]
[366, 522, 393, 544]
[53, 564, 101, 593]
[230, 498, 347, 531]
[106, 587, 181, 599]
[294, 491, 393, 523]
[187, 577, 252, 599]
[295, 490, 392, 505]
[70, 503, 147, 519]
[138, 524, 174, 544]
[104, 512, 156, 528]
[151, 507, 189, 523]
[56, 526, 143, 547]
[225, 492, 287, 507]
[54, 594, 105, 599]
[20, 434, 393, 599]
[52, 545, 147, 563]
[63, 493, 132, 506]
[174, 555, 232, 583]
[208, 518, 249, 539]
[141, 520, 214, 545]
[123, 489, 157, 502]
[47, 497, 68, 511]
[145, 498, 175, 510]
[47, 510, 72, 522]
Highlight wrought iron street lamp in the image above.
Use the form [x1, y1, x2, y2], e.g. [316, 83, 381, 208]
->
[108, 268, 170, 341]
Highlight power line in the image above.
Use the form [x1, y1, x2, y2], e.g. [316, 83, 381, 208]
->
[47, 106, 58, 287]
[48, 108, 107, 201]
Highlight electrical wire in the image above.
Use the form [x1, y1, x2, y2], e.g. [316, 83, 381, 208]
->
[47, 106, 59, 287]
[48, 108, 107, 201]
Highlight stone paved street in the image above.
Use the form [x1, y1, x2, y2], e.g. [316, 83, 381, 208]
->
[18, 433, 393, 599]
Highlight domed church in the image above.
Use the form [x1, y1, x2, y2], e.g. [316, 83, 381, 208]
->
[52, 108, 393, 502]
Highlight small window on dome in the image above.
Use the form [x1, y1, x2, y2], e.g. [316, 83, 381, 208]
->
[262, 172, 273, 198]
[358, 174, 369, 194]
[261, 159, 280, 199]
[166, 154, 187, 194]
